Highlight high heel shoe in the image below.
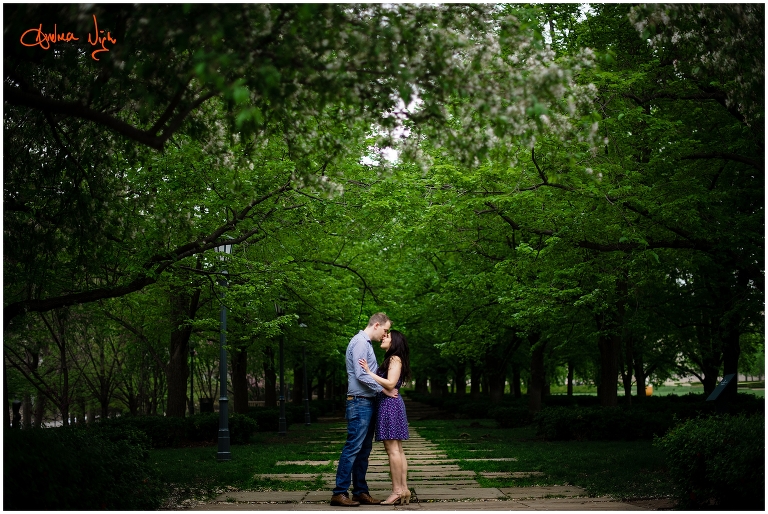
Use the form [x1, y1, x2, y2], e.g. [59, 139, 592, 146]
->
[402, 489, 411, 505]
[380, 491, 402, 505]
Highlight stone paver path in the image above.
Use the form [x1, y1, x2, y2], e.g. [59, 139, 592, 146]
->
[190, 399, 662, 510]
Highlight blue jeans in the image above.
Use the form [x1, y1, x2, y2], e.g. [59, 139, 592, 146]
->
[333, 397, 376, 496]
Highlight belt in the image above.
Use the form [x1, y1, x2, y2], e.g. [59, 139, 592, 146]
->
[346, 395, 374, 400]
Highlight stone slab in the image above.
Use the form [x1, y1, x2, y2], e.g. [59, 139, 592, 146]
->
[321, 472, 476, 480]
[480, 471, 545, 478]
[215, 491, 306, 502]
[302, 490, 391, 502]
[325, 480, 480, 487]
[366, 465, 462, 472]
[255, 474, 319, 481]
[367, 459, 456, 465]
[500, 485, 586, 498]
[413, 487, 505, 500]
[408, 471, 476, 477]
[390, 501, 532, 511]
[515, 497, 648, 510]
[276, 460, 330, 466]
[462, 457, 517, 462]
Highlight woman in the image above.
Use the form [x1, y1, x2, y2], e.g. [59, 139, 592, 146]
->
[359, 329, 412, 505]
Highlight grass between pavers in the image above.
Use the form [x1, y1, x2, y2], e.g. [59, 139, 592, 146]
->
[415, 419, 675, 501]
[152, 422, 342, 504]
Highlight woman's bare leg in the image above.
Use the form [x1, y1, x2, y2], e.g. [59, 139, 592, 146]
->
[383, 440, 404, 497]
[398, 440, 408, 497]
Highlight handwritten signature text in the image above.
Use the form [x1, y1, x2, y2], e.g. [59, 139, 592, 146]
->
[20, 15, 117, 61]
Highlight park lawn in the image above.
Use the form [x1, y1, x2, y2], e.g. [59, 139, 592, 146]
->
[416, 419, 675, 501]
[152, 418, 676, 503]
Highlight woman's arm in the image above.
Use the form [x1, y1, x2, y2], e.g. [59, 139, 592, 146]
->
[359, 357, 402, 391]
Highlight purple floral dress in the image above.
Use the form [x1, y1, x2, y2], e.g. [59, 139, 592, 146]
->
[374, 364, 409, 441]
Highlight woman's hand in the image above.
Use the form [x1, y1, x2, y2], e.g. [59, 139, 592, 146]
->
[358, 358, 371, 374]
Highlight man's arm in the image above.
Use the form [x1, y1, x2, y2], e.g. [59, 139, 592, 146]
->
[351, 340, 383, 394]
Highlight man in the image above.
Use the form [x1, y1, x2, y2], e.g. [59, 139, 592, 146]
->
[330, 312, 397, 507]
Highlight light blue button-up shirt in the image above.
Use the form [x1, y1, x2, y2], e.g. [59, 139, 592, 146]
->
[345, 330, 383, 396]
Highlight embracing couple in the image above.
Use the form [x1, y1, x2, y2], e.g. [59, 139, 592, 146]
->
[330, 312, 412, 507]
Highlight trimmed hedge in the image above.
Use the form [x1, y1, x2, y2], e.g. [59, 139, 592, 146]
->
[246, 405, 320, 432]
[532, 393, 764, 441]
[533, 406, 671, 441]
[4, 427, 165, 510]
[94, 412, 258, 448]
[654, 414, 764, 510]
[490, 406, 532, 428]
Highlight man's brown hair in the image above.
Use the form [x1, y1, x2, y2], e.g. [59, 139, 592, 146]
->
[367, 312, 390, 327]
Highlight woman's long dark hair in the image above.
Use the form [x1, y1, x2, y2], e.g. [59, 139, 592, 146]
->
[381, 330, 411, 385]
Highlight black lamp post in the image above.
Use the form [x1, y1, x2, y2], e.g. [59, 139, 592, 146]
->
[189, 343, 195, 415]
[274, 301, 287, 436]
[215, 238, 233, 461]
[299, 322, 311, 426]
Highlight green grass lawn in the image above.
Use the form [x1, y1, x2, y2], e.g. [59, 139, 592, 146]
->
[152, 418, 676, 504]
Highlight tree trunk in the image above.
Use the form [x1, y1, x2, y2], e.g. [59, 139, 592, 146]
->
[597, 332, 620, 407]
[701, 369, 719, 395]
[3, 361, 10, 428]
[528, 339, 546, 413]
[59, 329, 70, 427]
[721, 321, 741, 403]
[455, 368, 466, 398]
[324, 374, 333, 401]
[488, 371, 505, 404]
[634, 349, 647, 401]
[263, 351, 277, 408]
[512, 362, 522, 398]
[469, 363, 481, 400]
[567, 361, 574, 397]
[166, 286, 201, 417]
[317, 366, 326, 401]
[415, 375, 429, 394]
[77, 397, 87, 426]
[597, 277, 627, 408]
[620, 335, 634, 406]
[430, 374, 444, 397]
[34, 394, 46, 428]
[292, 362, 304, 404]
[22, 393, 32, 429]
[232, 347, 249, 413]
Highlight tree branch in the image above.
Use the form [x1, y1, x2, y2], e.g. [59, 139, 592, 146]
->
[302, 259, 380, 304]
[681, 152, 763, 172]
[4, 85, 218, 151]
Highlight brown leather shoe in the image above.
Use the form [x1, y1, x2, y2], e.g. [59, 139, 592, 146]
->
[352, 492, 381, 505]
[330, 493, 360, 507]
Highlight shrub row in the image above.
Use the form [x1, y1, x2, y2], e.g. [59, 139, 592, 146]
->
[94, 411, 258, 448]
[4, 427, 165, 510]
[404, 390, 764, 441]
[532, 406, 672, 441]
[655, 414, 764, 510]
[532, 394, 764, 441]
[246, 404, 320, 432]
